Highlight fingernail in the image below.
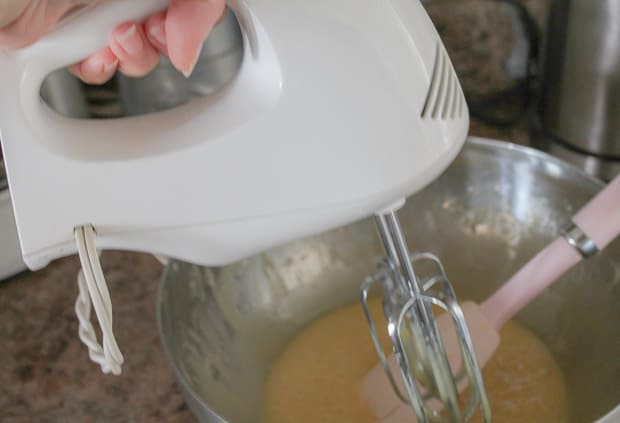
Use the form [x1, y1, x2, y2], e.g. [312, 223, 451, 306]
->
[148, 22, 166, 47]
[182, 50, 200, 78]
[84, 56, 118, 77]
[116, 24, 143, 55]
[103, 59, 119, 74]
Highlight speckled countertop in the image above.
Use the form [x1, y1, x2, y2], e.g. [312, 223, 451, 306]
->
[0, 253, 189, 421]
[1, 1, 547, 421]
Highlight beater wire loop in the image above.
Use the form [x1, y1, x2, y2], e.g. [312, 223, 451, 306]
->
[361, 210, 492, 422]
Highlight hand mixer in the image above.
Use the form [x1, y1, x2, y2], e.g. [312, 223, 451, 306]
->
[0, 0, 487, 420]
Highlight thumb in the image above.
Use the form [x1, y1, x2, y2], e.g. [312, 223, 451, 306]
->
[165, 0, 226, 77]
[0, 0, 29, 28]
[0, 0, 93, 49]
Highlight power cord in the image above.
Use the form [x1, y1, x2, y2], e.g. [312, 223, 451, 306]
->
[74, 225, 124, 375]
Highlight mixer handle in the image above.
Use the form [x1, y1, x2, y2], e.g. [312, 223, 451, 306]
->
[17, 0, 169, 72]
[11, 0, 281, 160]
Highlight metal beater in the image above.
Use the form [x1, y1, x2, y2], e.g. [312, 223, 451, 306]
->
[362, 210, 492, 422]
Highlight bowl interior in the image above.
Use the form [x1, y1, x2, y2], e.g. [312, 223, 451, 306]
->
[158, 138, 620, 423]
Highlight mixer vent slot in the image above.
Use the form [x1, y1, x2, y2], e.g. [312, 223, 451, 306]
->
[421, 43, 466, 120]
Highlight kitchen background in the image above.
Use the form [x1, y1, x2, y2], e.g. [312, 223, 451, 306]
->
[0, 0, 583, 420]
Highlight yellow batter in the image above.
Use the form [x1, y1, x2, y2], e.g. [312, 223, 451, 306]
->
[264, 297, 570, 422]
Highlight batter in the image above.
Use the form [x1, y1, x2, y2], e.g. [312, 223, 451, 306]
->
[264, 297, 570, 422]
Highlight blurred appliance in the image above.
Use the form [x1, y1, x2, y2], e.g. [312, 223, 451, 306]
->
[536, 0, 620, 180]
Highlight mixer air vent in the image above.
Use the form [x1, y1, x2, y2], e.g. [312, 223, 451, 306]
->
[421, 43, 466, 120]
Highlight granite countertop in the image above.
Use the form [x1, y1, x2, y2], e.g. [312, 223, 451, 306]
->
[0, 253, 190, 421]
[0, 1, 547, 421]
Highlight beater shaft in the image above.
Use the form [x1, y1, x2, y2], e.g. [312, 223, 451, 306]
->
[375, 212, 463, 421]
[362, 209, 491, 422]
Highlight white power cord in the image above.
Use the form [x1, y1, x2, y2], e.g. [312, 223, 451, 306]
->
[74, 225, 124, 375]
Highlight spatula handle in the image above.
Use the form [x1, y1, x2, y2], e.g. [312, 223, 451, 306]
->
[573, 174, 620, 251]
[482, 174, 620, 329]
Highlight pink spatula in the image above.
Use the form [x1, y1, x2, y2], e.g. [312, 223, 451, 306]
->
[362, 174, 620, 422]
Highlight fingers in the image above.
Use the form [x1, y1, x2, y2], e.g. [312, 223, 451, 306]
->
[3, 0, 225, 85]
[163, 0, 226, 76]
[70, 21, 160, 85]
[108, 22, 160, 77]
[144, 11, 168, 56]
[68, 47, 118, 85]
[83, 0, 226, 84]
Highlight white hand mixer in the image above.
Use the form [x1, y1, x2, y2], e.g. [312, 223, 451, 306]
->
[0, 0, 489, 420]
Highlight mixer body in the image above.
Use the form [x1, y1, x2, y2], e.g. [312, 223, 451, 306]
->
[0, 0, 467, 270]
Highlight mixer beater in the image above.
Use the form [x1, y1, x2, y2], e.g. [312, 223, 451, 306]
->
[362, 209, 491, 422]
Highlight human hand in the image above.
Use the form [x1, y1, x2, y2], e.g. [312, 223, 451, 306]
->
[0, 0, 226, 84]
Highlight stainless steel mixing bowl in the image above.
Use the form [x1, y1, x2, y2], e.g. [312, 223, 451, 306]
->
[157, 137, 620, 423]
